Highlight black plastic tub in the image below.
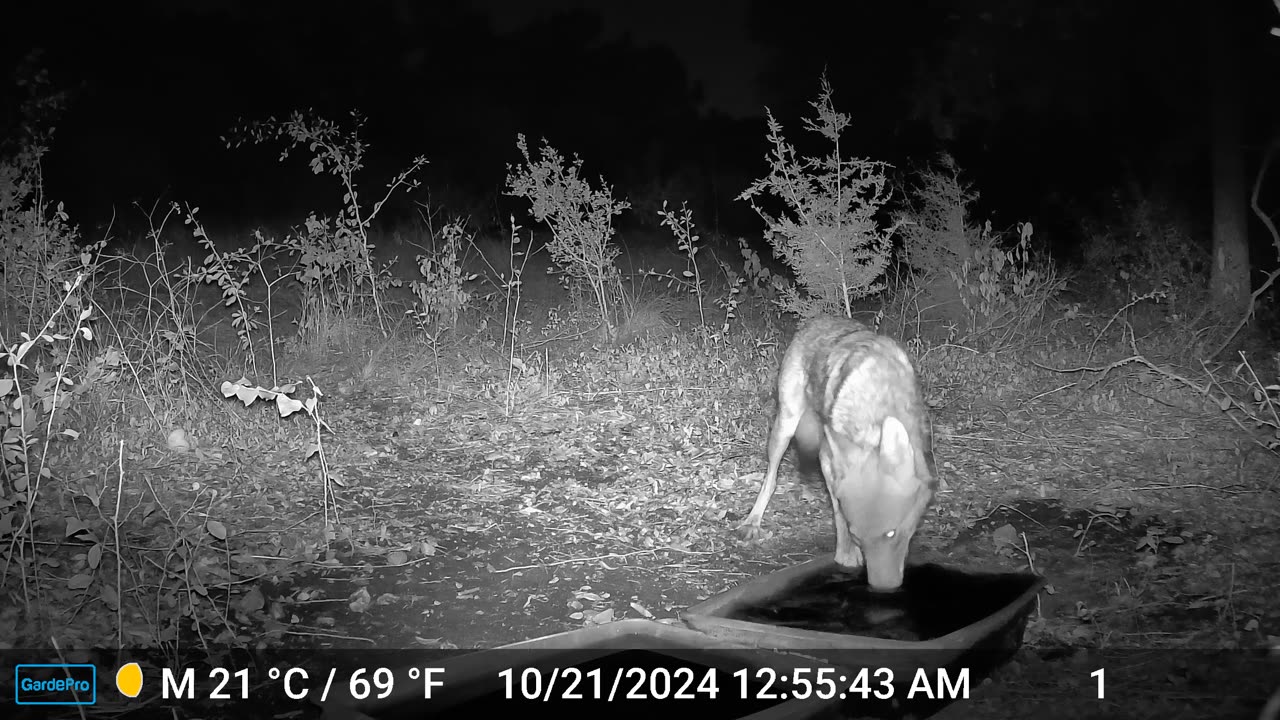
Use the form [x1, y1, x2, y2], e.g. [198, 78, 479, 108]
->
[682, 554, 1047, 678]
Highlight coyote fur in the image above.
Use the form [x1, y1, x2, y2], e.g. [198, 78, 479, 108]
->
[739, 316, 941, 591]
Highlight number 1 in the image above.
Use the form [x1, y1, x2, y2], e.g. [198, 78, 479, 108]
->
[1091, 669, 1104, 699]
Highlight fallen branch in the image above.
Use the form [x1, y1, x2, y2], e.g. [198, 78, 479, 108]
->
[1037, 354, 1279, 455]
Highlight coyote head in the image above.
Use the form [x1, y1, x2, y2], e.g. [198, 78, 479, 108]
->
[820, 415, 934, 592]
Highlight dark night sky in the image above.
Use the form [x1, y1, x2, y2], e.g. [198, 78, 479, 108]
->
[471, 0, 764, 118]
[4, 0, 1280, 258]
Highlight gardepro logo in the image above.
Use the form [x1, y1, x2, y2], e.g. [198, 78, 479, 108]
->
[15, 664, 97, 706]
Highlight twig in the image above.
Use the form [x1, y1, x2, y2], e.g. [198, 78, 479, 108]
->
[1032, 354, 1144, 377]
[492, 547, 703, 574]
[283, 629, 377, 644]
[1125, 483, 1252, 493]
[50, 637, 89, 720]
[1235, 351, 1280, 432]
[1023, 383, 1075, 404]
[1020, 531, 1038, 575]
[918, 342, 980, 362]
[1199, 358, 1280, 454]
[970, 502, 1050, 529]
[1086, 290, 1165, 364]
[575, 386, 722, 399]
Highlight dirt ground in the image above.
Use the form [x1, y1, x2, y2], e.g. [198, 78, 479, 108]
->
[153, 336, 1279, 718]
[7, 293, 1279, 720]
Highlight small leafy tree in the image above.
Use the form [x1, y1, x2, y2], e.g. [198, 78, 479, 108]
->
[407, 217, 478, 331]
[738, 74, 897, 318]
[1, 64, 79, 335]
[505, 135, 630, 340]
[896, 153, 981, 277]
[656, 200, 706, 327]
[0, 64, 124, 613]
[224, 111, 428, 337]
[949, 221, 1066, 349]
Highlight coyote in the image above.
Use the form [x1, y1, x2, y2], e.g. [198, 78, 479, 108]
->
[739, 316, 940, 592]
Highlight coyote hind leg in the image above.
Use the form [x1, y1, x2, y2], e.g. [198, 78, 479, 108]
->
[739, 368, 807, 541]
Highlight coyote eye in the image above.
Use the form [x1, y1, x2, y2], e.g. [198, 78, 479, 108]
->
[884, 530, 896, 539]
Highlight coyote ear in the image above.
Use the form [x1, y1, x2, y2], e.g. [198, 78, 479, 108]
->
[880, 417, 916, 482]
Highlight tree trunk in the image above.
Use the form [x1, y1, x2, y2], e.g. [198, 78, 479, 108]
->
[1206, 2, 1250, 315]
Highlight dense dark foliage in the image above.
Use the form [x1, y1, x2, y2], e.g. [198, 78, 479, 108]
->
[5, 0, 1280, 261]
